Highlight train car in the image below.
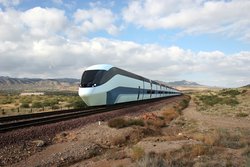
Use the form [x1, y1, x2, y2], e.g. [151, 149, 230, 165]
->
[78, 64, 181, 106]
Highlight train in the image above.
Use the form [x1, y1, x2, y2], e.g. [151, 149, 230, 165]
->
[78, 64, 181, 106]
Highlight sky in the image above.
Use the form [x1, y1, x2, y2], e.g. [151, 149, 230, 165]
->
[0, 0, 249, 87]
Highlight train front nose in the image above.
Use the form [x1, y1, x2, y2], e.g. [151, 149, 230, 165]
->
[78, 87, 94, 106]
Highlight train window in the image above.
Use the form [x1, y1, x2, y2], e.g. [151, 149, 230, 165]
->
[80, 70, 106, 87]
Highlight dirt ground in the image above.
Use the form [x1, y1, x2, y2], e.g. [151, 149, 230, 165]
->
[184, 99, 250, 129]
[4, 93, 250, 167]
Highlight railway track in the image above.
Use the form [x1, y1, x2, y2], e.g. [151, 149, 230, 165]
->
[0, 96, 180, 133]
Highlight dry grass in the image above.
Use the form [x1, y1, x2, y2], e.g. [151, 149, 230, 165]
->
[131, 146, 145, 161]
[146, 119, 165, 128]
[190, 131, 220, 146]
[110, 134, 127, 146]
[162, 108, 179, 122]
[136, 152, 166, 167]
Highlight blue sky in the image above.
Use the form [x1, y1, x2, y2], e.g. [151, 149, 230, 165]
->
[0, 0, 249, 87]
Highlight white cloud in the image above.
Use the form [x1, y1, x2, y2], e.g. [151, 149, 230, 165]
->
[1, 35, 249, 87]
[123, 0, 250, 40]
[0, 0, 21, 7]
[0, 9, 24, 41]
[73, 7, 119, 36]
[21, 7, 67, 38]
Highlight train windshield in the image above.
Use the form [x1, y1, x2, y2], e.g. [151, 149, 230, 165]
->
[80, 70, 106, 87]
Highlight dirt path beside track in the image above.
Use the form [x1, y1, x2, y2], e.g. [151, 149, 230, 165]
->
[183, 99, 250, 129]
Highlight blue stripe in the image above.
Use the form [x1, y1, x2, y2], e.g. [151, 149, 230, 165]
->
[106, 87, 143, 105]
[106, 86, 180, 105]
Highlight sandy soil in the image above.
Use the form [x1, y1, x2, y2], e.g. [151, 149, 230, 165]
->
[183, 99, 250, 129]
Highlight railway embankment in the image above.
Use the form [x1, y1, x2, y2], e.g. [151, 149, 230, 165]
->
[0, 96, 187, 166]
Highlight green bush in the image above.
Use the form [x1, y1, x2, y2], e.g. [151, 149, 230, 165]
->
[220, 97, 239, 106]
[52, 105, 60, 110]
[32, 101, 43, 108]
[179, 98, 190, 110]
[198, 95, 221, 106]
[198, 95, 239, 106]
[108, 117, 145, 129]
[127, 119, 145, 126]
[20, 97, 32, 104]
[236, 112, 249, 117]
[21, 102, 30, 108]
[72, 99, 86, 109]
[108, 117, 128, 128]
[0, 97, 13, 104]
[219, 89, 241, 97]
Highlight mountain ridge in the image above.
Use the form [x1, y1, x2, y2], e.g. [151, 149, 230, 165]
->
[166, 80, 202, 86]
[0, 76, 80, 91]
[0, 76, 207, 91]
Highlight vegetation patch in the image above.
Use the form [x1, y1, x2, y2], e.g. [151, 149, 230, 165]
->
[179, 97, 191, 110]
[236, 112, 249, 117]
[0, 92, 87, 116]
[108, 117, 144, 129]
[219, 89, 241, 97]
[198, 94, 239, 106]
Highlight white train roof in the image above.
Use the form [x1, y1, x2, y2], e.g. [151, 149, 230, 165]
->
[85, 64, 113, 71]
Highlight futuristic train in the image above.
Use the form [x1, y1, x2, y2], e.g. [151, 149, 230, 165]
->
[78, 64, 181, 106]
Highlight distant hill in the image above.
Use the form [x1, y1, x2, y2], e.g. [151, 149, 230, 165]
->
[241, 84, 250, 88]
[166, 80, 202, 86]
[0, 76, 208, 92]
[0, 76, 80, 91]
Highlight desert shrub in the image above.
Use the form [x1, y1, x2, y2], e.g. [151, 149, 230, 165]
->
[108, 118, 128, 128]
[52, 105, 60, 110]
[217, 129, 246, 149]
[32, 101, 43, 108]
[242, 89, 247, 94]
[131, 146, 145, 161]
[146, 119, 165, 128]
[242, 147, 250, 158]
[198, 95, 239, 106]
[108, 117, 144, 129]
[220, 97, 239, 106]
[49, 98, 59, 106]
[198, 95, 221, 106]
[72, 99, 86, 109]
[110, 134, 127, 146]
[127, 119, 145, 126]
[20, 102, 30, 108]
[219, 89, 241, 97]
[162, 108, 179, 122]
[20, 97, 32, 104]
[236, 112, 249, 117]
[2, 110, 6, 115]
[43, 99, 52, 107]
[0, 97, 13, 104]
[136, 152, 166, 167]
[180, 98, 190, 110]
[191, 131, 220, 146]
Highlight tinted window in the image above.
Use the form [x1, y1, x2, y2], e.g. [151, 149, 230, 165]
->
[80, 70, 106, 87]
